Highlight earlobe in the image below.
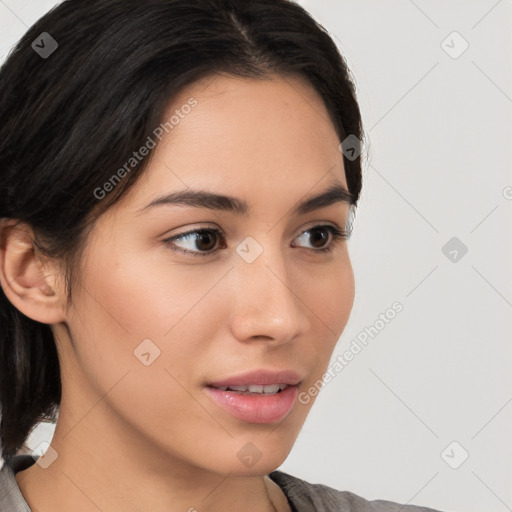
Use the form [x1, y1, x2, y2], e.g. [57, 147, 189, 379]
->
[0, 219, 66, 324]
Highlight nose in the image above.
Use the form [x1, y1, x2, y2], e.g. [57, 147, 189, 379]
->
[228, 238, 310, 345]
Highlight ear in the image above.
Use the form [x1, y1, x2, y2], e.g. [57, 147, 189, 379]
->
[0, 219, 67, 324]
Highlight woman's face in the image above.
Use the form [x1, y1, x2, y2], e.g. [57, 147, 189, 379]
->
[54, 73, 355, 476]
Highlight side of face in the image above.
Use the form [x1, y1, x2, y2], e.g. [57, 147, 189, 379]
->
[8, 73, 356, 476]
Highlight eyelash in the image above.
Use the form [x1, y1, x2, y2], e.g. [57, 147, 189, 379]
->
[162, 225, 349, 258]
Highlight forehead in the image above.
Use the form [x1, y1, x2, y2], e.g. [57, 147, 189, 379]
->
[120, 73, 347, 212]
[168, 72, 339, 149]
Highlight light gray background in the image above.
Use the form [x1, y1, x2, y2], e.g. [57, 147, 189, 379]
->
[0, 1, 511, 511]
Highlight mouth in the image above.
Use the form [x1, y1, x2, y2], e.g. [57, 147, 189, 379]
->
[209, 383, 290, 395]
[204, 381, 300, 424]
[203, 369, 302, 424]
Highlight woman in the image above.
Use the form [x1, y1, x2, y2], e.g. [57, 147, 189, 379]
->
[0, 0, 445, 510]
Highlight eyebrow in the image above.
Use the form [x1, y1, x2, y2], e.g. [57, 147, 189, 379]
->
[137, 182, 353, 217]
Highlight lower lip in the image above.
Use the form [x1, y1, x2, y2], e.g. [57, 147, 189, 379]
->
[204, 385, 299, 424]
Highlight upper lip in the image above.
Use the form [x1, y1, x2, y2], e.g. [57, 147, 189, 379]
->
[207, 369, 302, 387]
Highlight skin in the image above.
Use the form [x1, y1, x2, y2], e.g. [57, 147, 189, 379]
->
[1, 73, 355, 512]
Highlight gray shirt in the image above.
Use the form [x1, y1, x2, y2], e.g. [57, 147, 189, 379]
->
[0, 455, 446, 511]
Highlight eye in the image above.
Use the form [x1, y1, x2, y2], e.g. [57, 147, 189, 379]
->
[162, 224, 348, 258]
[163, 228, 226, 257]
[292, 225, 348, 253]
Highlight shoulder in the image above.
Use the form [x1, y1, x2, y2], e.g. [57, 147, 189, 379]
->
[0, 455, 35, 511]
[268, 470, 447, 512]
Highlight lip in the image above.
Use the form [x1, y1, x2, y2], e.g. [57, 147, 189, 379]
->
[204, 369, 302, 424]
[207, 369, 302, 387]
[204, 384, 299, 424]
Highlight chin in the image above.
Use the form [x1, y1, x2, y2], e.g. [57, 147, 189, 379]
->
[212, 435, 295, 476]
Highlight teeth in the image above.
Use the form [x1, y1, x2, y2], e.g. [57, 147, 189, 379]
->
[214, 384, 288, 394]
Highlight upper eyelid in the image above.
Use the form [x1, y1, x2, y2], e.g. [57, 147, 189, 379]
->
[168, 219, 344, 238]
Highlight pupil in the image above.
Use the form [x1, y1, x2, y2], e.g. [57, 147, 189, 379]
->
[196, 231, 216, 251]
[311, 229, 328, 248]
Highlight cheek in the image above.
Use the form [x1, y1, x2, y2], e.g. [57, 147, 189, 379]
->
[300, 256, 355, 381]
[331, 260, 355, 331]
[67, 254, 228, 383]
[301, 255, 355, 338]
[64, 257, 228, 442]
[80, 251, 224, 336]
